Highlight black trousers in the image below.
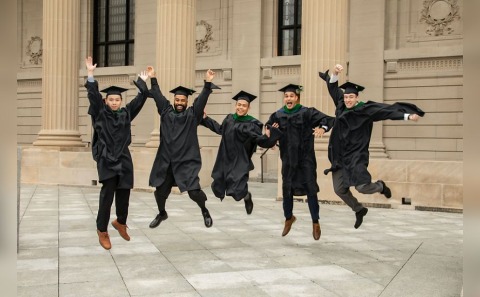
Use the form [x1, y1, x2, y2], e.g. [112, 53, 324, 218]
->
[97, 176, 130, 232]
[282, 180, 319, 222]
[154, 165, 207, 212]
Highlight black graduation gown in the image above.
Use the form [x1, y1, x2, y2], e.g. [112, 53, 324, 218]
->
[319, 70, 425, 186]
[201, 114, 282, 200]
[148, 78, 213, 192]
[86, 78, 149, 189]
[266, 106, 335, 196]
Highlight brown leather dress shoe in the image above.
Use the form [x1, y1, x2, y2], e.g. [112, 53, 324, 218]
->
[97, 230, 111, 250]
[282, 215, 296, 236]
[312, 223, 321, 240]
[112, 219, 130, 241]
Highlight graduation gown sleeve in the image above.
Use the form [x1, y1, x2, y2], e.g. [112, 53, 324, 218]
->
[251, 124, 282, 149]
[192, 82, 213, 124]
[127, 78, 149, 120]
[308, 107, 335, 132]
[319, 69, 345, 111]
[365, 102, 425, 122]
[201, 115, 223, 135]
[85, 80, 103, 119]
[149, 77, 172, 114]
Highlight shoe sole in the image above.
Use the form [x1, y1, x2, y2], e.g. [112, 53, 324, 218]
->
[149, 215, 168, 229]
[111, 221, 130, 241]
[354, 208, 368, 229]
[282, 216, 297, 236]
[312, 224, 321, 240]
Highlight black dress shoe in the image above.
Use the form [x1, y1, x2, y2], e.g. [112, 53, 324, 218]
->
[244, 192, 253, 215]
[149, 212, 168, 228]
[354, 208, 368, 229]
[202, 209, 213, 228]
[378, 180, 392, 198]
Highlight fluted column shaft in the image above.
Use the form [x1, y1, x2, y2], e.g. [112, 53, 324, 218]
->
[34, 0, 83, 147]
[300, 0, 348, 151]
[349, 0, 388, 158]
[300, 0, 348, 112]
[146, 0, 196, 147]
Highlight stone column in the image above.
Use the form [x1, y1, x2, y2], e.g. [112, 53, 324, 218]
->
[33, 0, 83, 147]
[300, 0, 348, 151]
[348, 0, 388, 158]
[231, 0, 262, 119]
[146, 0, 196, 147]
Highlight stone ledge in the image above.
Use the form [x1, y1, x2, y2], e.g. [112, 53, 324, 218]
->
[415, 206, 463, 214]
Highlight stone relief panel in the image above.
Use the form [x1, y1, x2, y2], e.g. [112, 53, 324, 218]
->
[419, 0, 461, 36]
[393, 0, 463, 47]
[196, 20, 214, 54]
[26, 36, 43, 65]
[196, 0, 226, 57]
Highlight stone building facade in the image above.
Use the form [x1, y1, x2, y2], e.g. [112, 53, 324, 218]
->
[17, 0, 463, 209]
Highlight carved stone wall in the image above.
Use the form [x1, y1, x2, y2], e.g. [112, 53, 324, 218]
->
[19, 0, 43, 68]
[383, 0, 463, 161]
[196, 0, 225, 57]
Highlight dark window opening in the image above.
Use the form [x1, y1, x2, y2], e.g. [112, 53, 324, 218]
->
[278, 0, 302, 56]
[93, 0, 135, 67]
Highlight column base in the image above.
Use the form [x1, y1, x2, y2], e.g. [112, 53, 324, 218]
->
[369, 141, 389, 159]
[314, 136, 329, 152]
[33, 130, 84, 147]
[145, 131, 160, 148]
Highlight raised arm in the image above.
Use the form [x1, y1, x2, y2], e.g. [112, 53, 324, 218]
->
[255, 124, 283, 148]
[84, 56, 102, 118]
[126, 71, 149, 120]
[310, 108, 335, 133]
[319, 64, 345, 110]
[367, 101, 425, 122]
[201, 113, 223, 135]
[147, 66, 171, 114]
[193, 69, 215, 123]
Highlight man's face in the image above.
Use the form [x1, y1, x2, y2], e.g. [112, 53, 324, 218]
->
[174, 95, 188, 112]
[344, 93, 358, 109]
[235, 99, 250, 116]
[283, 91, 298, 110]
[105, 95, 122, 111]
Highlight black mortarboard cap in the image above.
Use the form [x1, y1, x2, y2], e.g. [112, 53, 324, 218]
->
[170, 86, 196, 97]
[232, 90, 257, 103]
[278, 84, 302, 94]
[100, 85, 129, 97]
[339, 82, 365, 95]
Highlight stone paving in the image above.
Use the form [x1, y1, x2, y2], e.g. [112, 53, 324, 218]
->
[17, 182, 463, 297]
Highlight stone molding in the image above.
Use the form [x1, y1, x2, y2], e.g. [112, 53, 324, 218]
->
[272, 65, 301, 76]
[385, 56, 463, 74]
[18, 80, 42, 89]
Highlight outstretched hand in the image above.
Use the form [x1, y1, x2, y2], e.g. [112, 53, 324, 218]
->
[139, 71, 148, 82]
[146, 66, 155, 78]
[312, 127, 326, 138]
[85, 56, 97, 75]
[333, 64, 343, 76]
[205, 69, 215, 82]
[266, 123, 280, 138]
[409, 114, 420, 122]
